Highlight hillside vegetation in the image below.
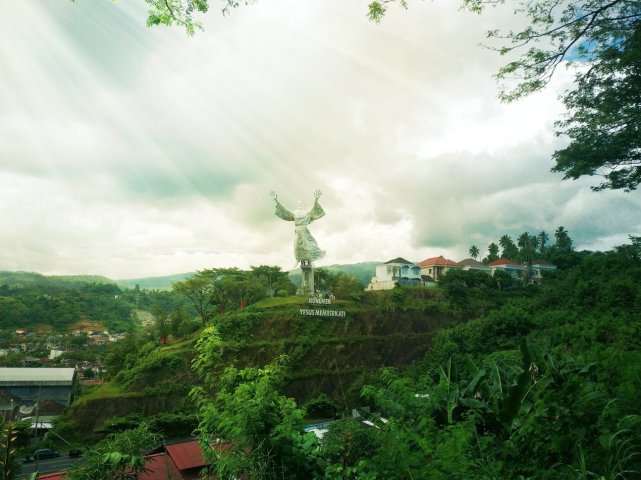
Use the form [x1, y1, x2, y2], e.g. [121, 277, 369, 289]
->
[7, 239, 641, 478]
[182, 238, 641, 479]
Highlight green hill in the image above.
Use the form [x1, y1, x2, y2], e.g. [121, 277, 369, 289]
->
[0, 271, 114, 289]
[69, 287, 488, 434]
[115, 272, 195, 290]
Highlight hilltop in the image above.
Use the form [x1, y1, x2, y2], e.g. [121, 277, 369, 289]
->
[115, 272, 195, 290]
[0, 271, 114, 289]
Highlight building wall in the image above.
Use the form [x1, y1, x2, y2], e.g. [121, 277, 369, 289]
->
[1, 384, 73, 407]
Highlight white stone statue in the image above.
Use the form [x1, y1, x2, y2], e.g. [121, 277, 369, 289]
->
[271, 190, 326, 267]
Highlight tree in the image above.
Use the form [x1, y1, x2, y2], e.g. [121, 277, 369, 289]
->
[333, 273, 364, 300]
[468, 245, 480, 259]
[191, 351, 315, 479]
[537, 230, 550, 256]
[368, 0, 409, 22]
[173, 268, 266, 325]
[554, 225, 573, 251]
[173, 271, 218, 326]
[517, 232, 538, 264]
[517, 231, 538, 283]
[145, 0, 209, 35]
[250, 265, 295, 297]
[66, 423, 161, 480]
[499, 234, 519, 260]
[485, 242, 500, 263]
[370, 1, 641, 190]
[314, 268, 338, 293]
[0, 422, 18, 480]
[459, 0, 641, 190]
[552, 21, 641, 191]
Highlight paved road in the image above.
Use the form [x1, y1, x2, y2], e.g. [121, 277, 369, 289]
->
[16, 455, 83, 479]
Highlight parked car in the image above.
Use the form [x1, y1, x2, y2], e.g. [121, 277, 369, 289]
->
[34, 448, 60, 459]
[69, 449, 82, 458]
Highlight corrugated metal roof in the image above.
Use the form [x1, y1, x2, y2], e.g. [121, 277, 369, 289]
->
[166, 440, 207, 471]
[0, 368, 75, 384]
[140, 453, 182, 480]
[37, 472, 66, 480]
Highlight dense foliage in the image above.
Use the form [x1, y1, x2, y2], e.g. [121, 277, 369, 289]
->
[173, 266, 295, 325]
[186, 237, 641, 479]
[0, 276, 192, 333]
[65, 423, 160, 480]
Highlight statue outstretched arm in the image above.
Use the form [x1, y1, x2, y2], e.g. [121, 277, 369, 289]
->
[309, 190, 325, 222]
[271, 191, 294, 221]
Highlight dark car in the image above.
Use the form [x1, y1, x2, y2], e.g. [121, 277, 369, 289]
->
[34, 448, 60, 460]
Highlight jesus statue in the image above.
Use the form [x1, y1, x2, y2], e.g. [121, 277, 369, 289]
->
[271, 190, 326, 267]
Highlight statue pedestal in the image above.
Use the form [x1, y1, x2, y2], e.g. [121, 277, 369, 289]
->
[300, 259, 315, 295]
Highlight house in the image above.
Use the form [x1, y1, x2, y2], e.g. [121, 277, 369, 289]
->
[417, 256, 460, 282]
[164, 439, 211, 479]
[49, 349, 66, 360]
[36, 438, 228, 480]
[0, 390, 20, 421]
[367, 258, 423, 291]
[139, 453, 183, 480]
[457, 258, 491, 274]
[486, 258, 527, 278]
[530, 259, 557, 283]
[0, 367, 77, 407]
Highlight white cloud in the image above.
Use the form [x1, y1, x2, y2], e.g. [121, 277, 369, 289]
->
[0, 0, 639, 278]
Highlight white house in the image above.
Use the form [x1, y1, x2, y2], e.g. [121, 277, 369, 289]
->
[486, 258, 527, 278]
[367, 257, 423, 291]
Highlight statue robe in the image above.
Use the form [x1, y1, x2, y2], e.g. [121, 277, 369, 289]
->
[275, 199, 326, 262]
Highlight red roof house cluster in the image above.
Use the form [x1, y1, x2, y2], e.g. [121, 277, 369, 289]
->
[36, 439, 229, 480]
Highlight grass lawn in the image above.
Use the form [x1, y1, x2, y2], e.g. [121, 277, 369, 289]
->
[251, 296, 307, 308]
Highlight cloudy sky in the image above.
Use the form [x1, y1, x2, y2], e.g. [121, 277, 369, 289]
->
[1, 0, 639, 279]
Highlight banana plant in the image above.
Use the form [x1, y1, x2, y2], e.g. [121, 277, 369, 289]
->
[0, 422, 18, 480]
[458, 338, 549, 436]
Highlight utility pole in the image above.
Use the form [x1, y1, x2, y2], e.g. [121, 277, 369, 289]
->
[33, 386, 41, 473]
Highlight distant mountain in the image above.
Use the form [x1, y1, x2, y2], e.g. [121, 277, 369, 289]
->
[288, 261, 379, 287]
[1, 262, 380, 293]
[0, 271, 114, 289]
[115, 272, 195, 290]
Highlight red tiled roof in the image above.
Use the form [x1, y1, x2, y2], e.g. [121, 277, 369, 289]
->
[140, 453, 182, 480]
[37, 473, 66, 480]
[417, 256, 458, 267]
[166, 440, 207, 471]
[487, 258, 518, 266]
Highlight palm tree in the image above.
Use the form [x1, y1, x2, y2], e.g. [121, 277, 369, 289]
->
[517, 232, 537, 263]
[554, 226, 573, 251]
[537, 230, 549, 256]
[487, 242, 499, 263]
[499, 234, 518, 259]
[469, 245, 480, 259]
